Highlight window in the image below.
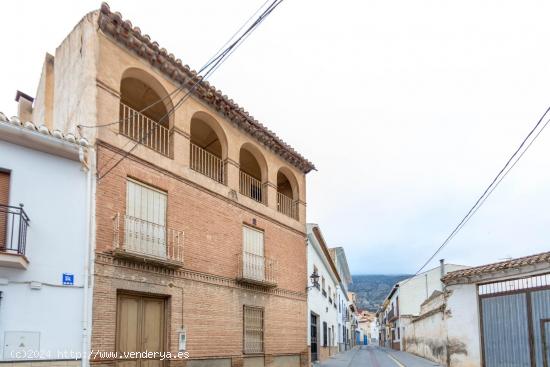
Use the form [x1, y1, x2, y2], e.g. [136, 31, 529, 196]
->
[322, 277, 326, 297]
[0, 171, 10, 247]
[323, 322, 328, 347]
[244, 306, 264, 353]
[242, 226, 265, 281]
[125, 179, 167, 257]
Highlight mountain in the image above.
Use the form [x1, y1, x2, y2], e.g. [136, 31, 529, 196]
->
[349, 274, 411, 312]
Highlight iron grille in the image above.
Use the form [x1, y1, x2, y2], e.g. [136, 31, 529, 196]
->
[244, 306, 264, 354]
[478, 273, 550, 295]
[0, 204, 30, 256]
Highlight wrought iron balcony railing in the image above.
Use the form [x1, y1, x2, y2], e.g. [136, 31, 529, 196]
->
[119, 102, 171, 157]
[237, 252, 277, 287]
[0, 204, 30, 257]
[112, 213, 183, 265]
[190, 142, 225, 184]
[276, 192, 298, 220]
[239, 170, 265, 204]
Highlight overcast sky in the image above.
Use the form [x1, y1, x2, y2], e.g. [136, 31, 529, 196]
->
[2, 1, 549, 274]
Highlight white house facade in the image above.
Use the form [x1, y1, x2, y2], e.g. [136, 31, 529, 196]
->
[307, 224, 340, 363]
[0, 109, 93, 366]
[378, 260, 468, 351]
[329, 246, 353, 352]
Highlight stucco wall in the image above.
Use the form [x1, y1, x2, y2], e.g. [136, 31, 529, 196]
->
[52, 11, 99, 135]
[446, 283, 481, 367]
[399, 264, 467, 316]
[0, 140, 87, 361]
[306, 232, 339, 351]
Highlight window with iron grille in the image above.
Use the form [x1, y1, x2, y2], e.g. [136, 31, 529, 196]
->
[244, 306, 264, 353]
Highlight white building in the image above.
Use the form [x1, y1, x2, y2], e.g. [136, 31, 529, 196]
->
[378, 260, 468, 350]
[329, 246, 353, 351]
[407, 251, 550, 367]
[307, 224, 340, 363]
[0, 103, 93, 366]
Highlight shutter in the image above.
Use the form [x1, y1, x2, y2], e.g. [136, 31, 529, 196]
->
[125, 180, 168, 257]
[242, 226, 265, 280]
[0, 172, 10, 248]
[0, 171, 9, 205]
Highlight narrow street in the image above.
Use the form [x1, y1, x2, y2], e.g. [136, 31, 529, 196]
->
[318, 346, 442, 367]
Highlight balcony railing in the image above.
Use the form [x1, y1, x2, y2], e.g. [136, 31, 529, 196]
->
[239, 171, 264, 204]
[113, 213, 183, 264]
[237, 252, 277, 287]
[276, 192, 299, 220]
[119, 102, 171, 157]
[190, 142, 225, 184]
[387, 308, 396, 321]
[0, 204, 29, 256]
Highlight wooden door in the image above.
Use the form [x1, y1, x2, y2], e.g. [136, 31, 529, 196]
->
[0, 171, 10, 249]
[117, 294, 166, 367]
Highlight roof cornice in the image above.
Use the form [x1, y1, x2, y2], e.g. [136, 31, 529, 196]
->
[97, 2, 315, 174]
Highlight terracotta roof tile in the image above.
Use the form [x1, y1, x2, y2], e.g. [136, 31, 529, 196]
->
[98, 2, 315, 173]
[442, 251, 550, 283]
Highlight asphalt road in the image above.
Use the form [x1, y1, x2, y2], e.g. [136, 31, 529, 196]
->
[318, 345, 442, 367]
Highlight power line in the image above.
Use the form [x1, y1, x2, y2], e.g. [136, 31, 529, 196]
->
[409, 106, 550, 279]
[97, 0, 284, 180]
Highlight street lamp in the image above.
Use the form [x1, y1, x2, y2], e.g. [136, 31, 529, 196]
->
[306, 270, 320, 291]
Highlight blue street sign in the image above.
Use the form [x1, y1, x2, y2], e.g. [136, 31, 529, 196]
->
[62, 273, 74, 286]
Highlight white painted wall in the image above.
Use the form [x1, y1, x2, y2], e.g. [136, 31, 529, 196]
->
[446, 283, 481, 367]
[404, 282, 481, 367]
[399, 264, 467, 316]
[306, 230, 339, 349]
[0, 139, 88, 361]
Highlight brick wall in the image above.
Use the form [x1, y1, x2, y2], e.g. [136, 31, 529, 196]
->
[91, 144, 307, 365]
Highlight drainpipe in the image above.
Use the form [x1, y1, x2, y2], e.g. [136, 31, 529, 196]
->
[440, 259, 445, 291]
[81, 148, 96, 367]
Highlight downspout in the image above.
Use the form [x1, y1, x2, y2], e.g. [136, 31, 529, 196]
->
[80, 147, 96, 367]
[440, 259, 445, 291]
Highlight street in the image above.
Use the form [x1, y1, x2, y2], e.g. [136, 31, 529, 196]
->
[318, 346, 442, 367]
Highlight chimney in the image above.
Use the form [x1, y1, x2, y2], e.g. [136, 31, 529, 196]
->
[15, 91, 34, 123]
[440, 259, 445, 290]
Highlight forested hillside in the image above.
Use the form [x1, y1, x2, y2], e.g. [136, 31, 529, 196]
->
[349, 274, 410, 312]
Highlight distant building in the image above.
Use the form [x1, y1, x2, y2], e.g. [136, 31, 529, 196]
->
[377, 260, 468, 350]
[329, 247, 354, 351]
[306, 224, 340, 363]
[0, 111, 91, 365]
[406, 251, 550, 367]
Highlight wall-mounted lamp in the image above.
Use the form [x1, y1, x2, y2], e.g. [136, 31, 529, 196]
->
[306, 271, 320, 291]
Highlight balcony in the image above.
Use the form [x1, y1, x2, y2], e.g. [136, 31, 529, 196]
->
[112, 213, 184, 268]
[239, 170, 265, 204]
[387, 308, 396, 322]
[190, 142, 225, 184]
[119, 102, 171, 157]
[276, 192, 298, 220]
[0, 204, 30, 269]
[237, 252, 277, 288]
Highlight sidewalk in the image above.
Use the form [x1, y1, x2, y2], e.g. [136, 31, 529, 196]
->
[316, 347, 360, 367]
[382, 347, 442, 367]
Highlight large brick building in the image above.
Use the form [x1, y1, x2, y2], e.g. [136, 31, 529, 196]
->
[24, 3, 315, 367]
